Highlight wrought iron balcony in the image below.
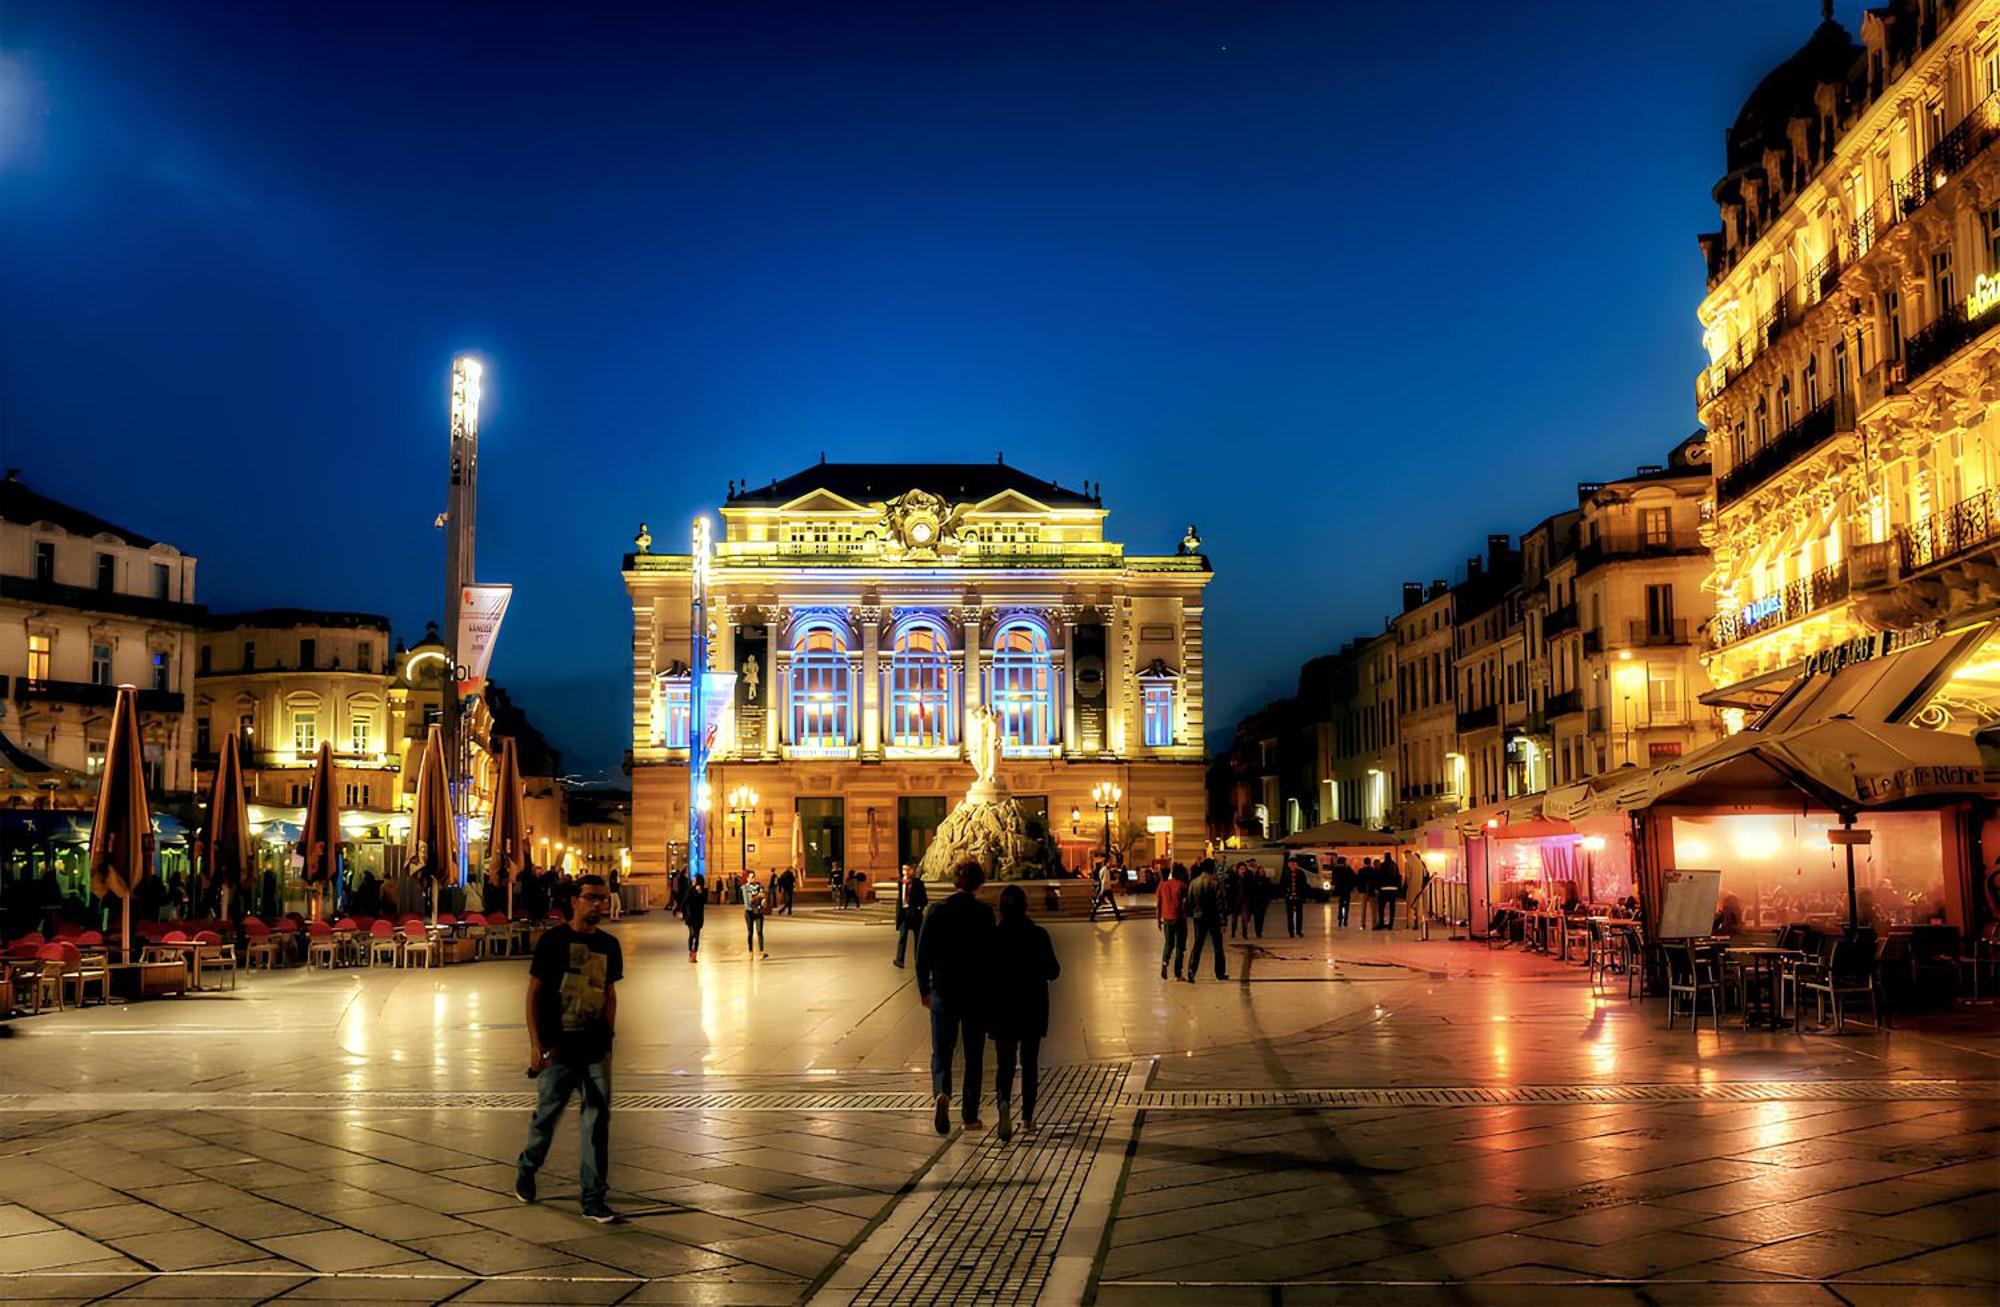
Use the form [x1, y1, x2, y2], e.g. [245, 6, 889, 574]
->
[1716, 396, 1856, 509]
[1456, 703, 1498, 733]
[1904, 295, 2000, 387]
[1575, 532, 1706, 573]
[1897, 485, 2000, 574]
[10, 678, 185, 714]
[1583, 629, 1603, 656]
[1542, 603, 1579, 636]
[1546, 688, 1584, 718]
[1709, 562, 1850, 649]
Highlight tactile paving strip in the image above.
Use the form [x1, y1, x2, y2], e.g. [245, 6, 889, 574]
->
[0, 1078, 1985, 1114]
[844, 1061, 1127, 1307]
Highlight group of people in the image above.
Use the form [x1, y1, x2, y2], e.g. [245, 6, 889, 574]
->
[914, 860, 1061, 1141]
[1324, 854, 1406, 930]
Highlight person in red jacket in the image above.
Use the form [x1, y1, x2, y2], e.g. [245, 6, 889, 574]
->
[1156, 864, 1189, 980]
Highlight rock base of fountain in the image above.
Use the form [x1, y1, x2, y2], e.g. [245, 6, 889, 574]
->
[917, 796, 1067, 883]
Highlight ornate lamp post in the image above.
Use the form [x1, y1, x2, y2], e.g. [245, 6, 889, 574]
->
[1092, 781, 1122, 862]
[728, 785, 759, 876]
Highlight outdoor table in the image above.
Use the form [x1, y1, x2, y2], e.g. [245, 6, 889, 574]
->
[1725, 945, 1804, 1028]
[143, 940, 201, 983]
[106, 960, 187, 999]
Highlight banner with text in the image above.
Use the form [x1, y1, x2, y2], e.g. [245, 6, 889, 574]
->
[456, 583, 513, 693]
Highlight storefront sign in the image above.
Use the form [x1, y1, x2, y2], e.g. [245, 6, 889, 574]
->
[1801, 620, 1942, 677]
[1073, 624, 1106, 751]
[1857, 763, 1988, 802]
[1967, 272, 2000, 322]
[1742, 594, 1783, 626]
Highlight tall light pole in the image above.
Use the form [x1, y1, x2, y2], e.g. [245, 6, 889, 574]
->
[728, 785, 759, 877]
[442, 357, 482, 895]
[688, 517, 713, 883]
[1093, 781, 1121, 862]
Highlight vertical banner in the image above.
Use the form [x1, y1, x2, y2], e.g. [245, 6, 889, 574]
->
[1072, 623, 1106, 752]
[735, 625, 768, 754]
[455, 583, 512, 693]
[699, 672, 737, 756]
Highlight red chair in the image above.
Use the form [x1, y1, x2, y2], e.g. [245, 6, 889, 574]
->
[22, 944, 66, 1011]
[191, 931, 237, 990]
[54, 924, 81, 939]
[77, 930, 103, 948]
[366, 920, 400, 967]
[7, 940, 44, 960]
[16, 932, 44, 948]
[241, 918, 280, 970]
[306, 920, 338, 969]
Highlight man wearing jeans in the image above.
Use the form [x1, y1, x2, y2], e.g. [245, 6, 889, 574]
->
[916, 860, 994, 1134]
[515, 874, 623, 1223]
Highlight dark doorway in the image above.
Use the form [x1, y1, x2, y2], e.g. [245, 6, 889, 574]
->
[898, 796, 947, 866]
[797, 797, 845, 883]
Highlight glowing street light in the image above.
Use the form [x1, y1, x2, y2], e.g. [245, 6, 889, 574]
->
[1092, 781, 1122, 862]
[728, 785, 759, 874]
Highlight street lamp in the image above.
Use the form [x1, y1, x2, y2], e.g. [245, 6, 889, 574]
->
[1579, 833, 1607, 903]
[1613, 655, 1647, 767]
[1092, 782, 1121, 862]
[728, 785, 759, 875]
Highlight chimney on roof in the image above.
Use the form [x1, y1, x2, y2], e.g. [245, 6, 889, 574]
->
[1487, 534, 1510, 568]
[1429, 578, 1448, 600]
[1467, 556, 1482, 579]
[1401, 582, 1424, 613]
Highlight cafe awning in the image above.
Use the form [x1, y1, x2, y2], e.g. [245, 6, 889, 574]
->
[1278, 820, 1405, 849]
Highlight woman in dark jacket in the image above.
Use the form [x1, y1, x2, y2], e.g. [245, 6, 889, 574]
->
[988, 884, 1061, 1141]
[684, 876, 706, 962]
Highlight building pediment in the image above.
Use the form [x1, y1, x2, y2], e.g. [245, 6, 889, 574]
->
[774, 489, 877, 516]
[966, 489, 1056, 517]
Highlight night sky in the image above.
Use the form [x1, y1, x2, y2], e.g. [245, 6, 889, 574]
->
[2, 1, 1839, 779]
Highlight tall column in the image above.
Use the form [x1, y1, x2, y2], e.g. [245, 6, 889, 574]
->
[764, 613, 781, 757]
[959, 604, 983, 749]
[1106, 598, 1127, 756]
[1181, 604, 1205, 749]
[859, 606, 882, 758]
[1061, 606, 1079, 756]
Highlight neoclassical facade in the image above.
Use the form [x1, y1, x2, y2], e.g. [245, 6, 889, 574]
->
[624, 462, 1212, 887]
[1696, 0, 2000, 712]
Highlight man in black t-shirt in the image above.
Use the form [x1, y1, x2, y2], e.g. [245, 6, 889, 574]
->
[514, 874, 623, 1222]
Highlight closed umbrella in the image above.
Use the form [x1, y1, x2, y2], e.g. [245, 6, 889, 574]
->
[88, 685, 152, 962]
[204, 730, 254, 923]
[486, 736, 532, 920]
[299, 741, 342, 921]
[408, 724, 459, 923]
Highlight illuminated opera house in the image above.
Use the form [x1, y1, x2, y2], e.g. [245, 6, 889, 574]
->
[621, 461, 1212, 891]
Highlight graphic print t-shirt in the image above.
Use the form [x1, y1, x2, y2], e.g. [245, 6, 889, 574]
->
[530, 925, 623, 1063]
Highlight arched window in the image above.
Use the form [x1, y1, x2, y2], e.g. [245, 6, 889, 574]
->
[889, 622, 953, 747]
[790, 624, 852, 747]
[988, 621, 1054, 749]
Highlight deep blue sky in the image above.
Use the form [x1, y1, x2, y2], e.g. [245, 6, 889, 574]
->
[1, 1, 1842, 777]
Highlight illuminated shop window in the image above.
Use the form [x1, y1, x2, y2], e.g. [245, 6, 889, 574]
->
[790, 624, 853, 747]
[890, 621, 953, 747]
[659, 675, 690, 749]
[988, 621, 1054, 749]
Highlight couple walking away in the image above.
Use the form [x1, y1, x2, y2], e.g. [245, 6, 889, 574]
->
[1155, 860, 1230, 981]
[915, 861, 1061, 1141]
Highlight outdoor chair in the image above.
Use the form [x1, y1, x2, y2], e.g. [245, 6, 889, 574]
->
[1665, 940, 1725, 1033]
[1780, 935, 1836, 1021]
[366, 920, 401, 967]
[399, 921, 437, 969]
[30, 945, 71, 1011]
[1959, 921, 2000, 999]
[1562, 913, 1591, 963]
[192, 931, 237, 990]
[1795, 936, 1887, 1033]
[241, 918, 281, 970]
[458, 912, 489, 957]
[49, 941, 108, 1008]
[306, 920, 338, 969]
[1585, 919, 1614, 986]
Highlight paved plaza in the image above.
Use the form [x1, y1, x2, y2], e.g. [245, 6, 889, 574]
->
[0, 902, 1995, 1305]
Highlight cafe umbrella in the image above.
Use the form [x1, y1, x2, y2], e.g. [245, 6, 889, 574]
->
[299, 741, 342, 920]
[88, 685, 152, 962]
[486, 735, 531, 920]
[408, 724, 459, 924]
[204, 730, 255, 922]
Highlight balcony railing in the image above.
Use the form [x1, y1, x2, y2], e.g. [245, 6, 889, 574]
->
[1546, 688, 1584, 718]
[1543, 603, 1578, 636]
[1456, 703, 1499, 733]
[1575, 532, 1705, 573]
[10, 678, 186, 714]
[1709, 562, 1851, 649]
[1897, 485, 2000, 574]
[1626, 618, 1691, 647]
[1583, 629, 1603, 656]
[1904, 294, 2000, 386]
[1717, 396, 1857, 508]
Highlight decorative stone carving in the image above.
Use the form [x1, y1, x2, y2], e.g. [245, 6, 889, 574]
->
[880, 489, 963, 560]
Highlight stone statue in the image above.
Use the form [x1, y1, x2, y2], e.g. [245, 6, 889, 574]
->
[966, 703, 1001, 795]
